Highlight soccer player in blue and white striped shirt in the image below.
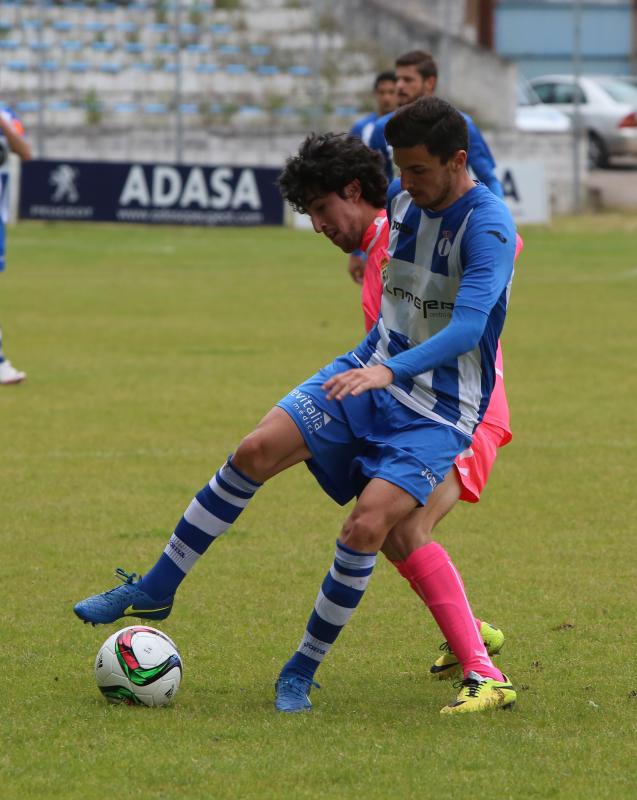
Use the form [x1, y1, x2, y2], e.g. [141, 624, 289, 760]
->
[74, 100, 517, 714]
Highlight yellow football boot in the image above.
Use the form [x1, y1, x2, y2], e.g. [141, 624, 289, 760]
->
[430, 621, 504, 680]
[440, 671, 516, 714]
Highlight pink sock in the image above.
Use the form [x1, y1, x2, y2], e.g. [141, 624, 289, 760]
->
[390, 558, 483, 640]
[400, 543, 503, 681]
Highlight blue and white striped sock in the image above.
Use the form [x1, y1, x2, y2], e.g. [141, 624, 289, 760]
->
[280, 539, 377, 681]
[139, 458, 261, 599]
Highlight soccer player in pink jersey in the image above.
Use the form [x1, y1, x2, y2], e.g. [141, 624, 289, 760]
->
[361, 209, 522, 679]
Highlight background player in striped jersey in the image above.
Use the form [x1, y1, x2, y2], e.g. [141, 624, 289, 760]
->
[369, 50, 503, 197]
[74, 103, 516, 714]
[0, 104, 32, 385]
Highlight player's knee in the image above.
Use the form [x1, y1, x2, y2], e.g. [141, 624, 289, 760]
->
[232, 430, 276, 483]
[340, 508, 387, 553]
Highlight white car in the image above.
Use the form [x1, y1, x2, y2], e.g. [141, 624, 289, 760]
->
[529, 74, 637, 168]
[516, 80, 572, 133]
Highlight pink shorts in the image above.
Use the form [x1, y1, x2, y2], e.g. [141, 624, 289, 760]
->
[453, 421, 511, 503]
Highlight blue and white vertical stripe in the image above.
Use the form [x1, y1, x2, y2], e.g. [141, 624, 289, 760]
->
[164, 459, 260, 575]
[295, 540, 377, 667]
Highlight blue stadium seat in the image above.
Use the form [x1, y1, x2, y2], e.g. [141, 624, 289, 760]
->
[162, 62, 178, 73]
[23, 19, 43, 30]
[0, 40, 19, 50]
[113, 102, 138, 113]
[186, 43, 210, 54]
[62, 40, 83, 52]
[96, 2, 117, 10]
[218, 44, 241, 55]
[250, 45, 271, 57]
[180, 23, 198, 36]
[16, 100, 41, 113]
[117, 21, 138, 33]
[100, 62, 122, 74]
[124, 42, 144, 55]
[40, 60, 60, 72]
[68, 61, 90, 73]
[196, 63, 218, 74]
[225, 63, 248, 75]
[179, 103, 199, 115]
[257, 64, 279, 76]
[29, 42, 51, 52]
[53, 21, 74, 32]
[209, 23, 232, 34]
[276, 106, 299, 117]
[155, 42, 177, 54]
[47, 100, 72, 111]
[334, 105, 359, 116]
[84, 21, 108, 33]
[289, 65, 312, 76]
[149, 23, 170, 34]
[131, 62, 153, 72]
[7, 60, 29, 71]
[238, 105, 263, 115]
[144, 102, 168, 114]
[92, 41, 115, 53]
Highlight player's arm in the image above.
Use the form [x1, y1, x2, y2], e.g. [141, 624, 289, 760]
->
[0, 114, 32, 161]
[465, 116, 502, 198]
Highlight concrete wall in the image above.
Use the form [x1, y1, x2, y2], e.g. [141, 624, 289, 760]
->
[331, 0, 517, 127]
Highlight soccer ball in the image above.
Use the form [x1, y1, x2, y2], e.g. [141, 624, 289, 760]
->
[94, 626, 183, 707]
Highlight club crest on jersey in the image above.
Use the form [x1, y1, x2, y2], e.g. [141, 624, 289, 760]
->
[437, 230, 453, 257]
[380, 255, 390, 283]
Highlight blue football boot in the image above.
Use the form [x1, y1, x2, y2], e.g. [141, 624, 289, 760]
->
[73, 568, 174, 625]
[274, 672, 320, 713]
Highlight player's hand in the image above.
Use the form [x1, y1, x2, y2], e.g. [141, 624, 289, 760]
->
[348, 254, 365, 285]
[323, 365, 394, 401]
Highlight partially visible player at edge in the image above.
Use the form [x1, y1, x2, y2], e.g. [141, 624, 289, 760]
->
[0, 104, 32, 385]
[348, 70, 398, 286]
[74, 98, 517, 715]
[369, 50, 503, 195]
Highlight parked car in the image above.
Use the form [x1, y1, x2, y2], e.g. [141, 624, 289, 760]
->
[516, 79, 572, 133]
[529, 74, 637, 167]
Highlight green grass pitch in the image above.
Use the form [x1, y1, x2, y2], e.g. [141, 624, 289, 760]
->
[1, 216, 636, 799]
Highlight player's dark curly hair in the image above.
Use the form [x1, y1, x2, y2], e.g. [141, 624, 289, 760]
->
[385, 96, 468, 164]
[278, 132, 388, 214]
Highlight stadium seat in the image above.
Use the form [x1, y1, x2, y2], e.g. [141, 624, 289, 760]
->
[250, 45, 272, 57]
[334, 105, 359, 116]
[40, 60, 60, 72]
[84, 22, 109, 33]
[149, 23, 170, 34]
[144, 102, 168, 114]
[16, 100, 41, 113]
[100, 62, 122, 74]
[68, 61, 90, 73]
[178, 103, 199, 115]
[288, 65, 312, 76]
[62, 40, 83, 52]
[0, 40, 19, 50]
[225, 63, 248, 75]
[196, 63, 218, 74]
[113, 102, 138, 113]
[92, 41, 115, 53]
[29, 42, 51, 52]
[116, 21, 138, 33]
[124, 42, 144, 55]
[131, 62, 153, 72]
[162, 62, 178, 73]
[53, 21, 74, 32]
[6, 60, 29, 71]
[218, 44, 241, 56]
[209, 23, 233, 34]
[257, 65, 279, 76]
[186, 43, 210, 54]
[47, 100, 72, 111]
[155, 42, 177, 54]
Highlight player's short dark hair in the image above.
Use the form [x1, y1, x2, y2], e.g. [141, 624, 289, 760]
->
[384, 97, 468, 163]
[395, 49, 438, 81]
[278, 132, 388, 213]
[374, 70, 396, 90]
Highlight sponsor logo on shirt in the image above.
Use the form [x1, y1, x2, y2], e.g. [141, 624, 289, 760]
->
[391, 219, 413, 235]
[388, 285, 454, 319]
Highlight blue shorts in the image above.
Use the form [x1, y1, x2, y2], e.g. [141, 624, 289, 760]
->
[277, 354, 470, 506]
